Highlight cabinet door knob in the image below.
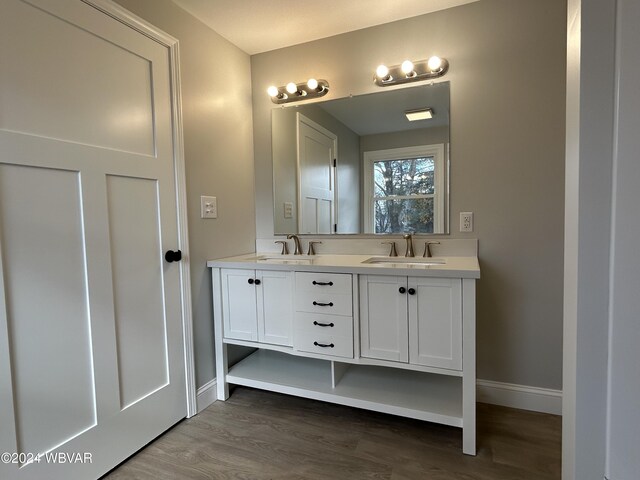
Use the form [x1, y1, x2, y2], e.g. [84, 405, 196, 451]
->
[399, 287, 406, 294]
[314, 341, 335, 348]
[248, 278, 254, 284]
[254, 279, 261, 285]
[408, 288, 416, 295]
[164, 249, 182, 263]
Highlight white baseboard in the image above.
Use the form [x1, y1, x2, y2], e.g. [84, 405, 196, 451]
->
[196, 379, 217, 413]
[477, 379, 562, 415]
[199, 377, 560, 416]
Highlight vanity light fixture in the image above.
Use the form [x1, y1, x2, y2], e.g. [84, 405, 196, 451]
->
[374, 55, 449, 87]
[405, 108, 433, 121]
[267, 78, 330, 104]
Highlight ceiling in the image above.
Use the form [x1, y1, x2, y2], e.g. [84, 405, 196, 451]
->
[171, 0, 479, 55]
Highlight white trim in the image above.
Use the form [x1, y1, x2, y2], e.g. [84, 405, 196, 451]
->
[363, 144, 445, 233]
[196, 379, 218, 413]
[477, 379, 562, 415]
[85, 0, 197, 418]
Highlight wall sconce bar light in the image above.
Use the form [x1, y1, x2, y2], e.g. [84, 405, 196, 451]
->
[267, 78, 330, 104]
[374, 56, 449, 87]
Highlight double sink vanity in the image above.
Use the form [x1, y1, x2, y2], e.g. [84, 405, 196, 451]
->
[208, 239, 480, 455]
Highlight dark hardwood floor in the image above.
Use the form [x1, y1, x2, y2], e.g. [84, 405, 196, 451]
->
[104, 387, 561, 479]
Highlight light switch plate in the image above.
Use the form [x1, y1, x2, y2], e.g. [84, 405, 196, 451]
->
[201, 196, 217, 219]
[460, 212, 473, 232]
[284, 202, 293, 219]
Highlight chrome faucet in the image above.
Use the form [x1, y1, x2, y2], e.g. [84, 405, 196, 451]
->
[403, 234, 415, 257]
[286, 234, 303, 255]
[423, 241, 440, 258]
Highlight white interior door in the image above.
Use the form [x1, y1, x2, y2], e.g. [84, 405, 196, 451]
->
[0, 1, 187, 479]
[297, 113, 337, 234]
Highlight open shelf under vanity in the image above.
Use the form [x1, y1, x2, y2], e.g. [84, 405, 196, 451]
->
[226, 349, 463, 427]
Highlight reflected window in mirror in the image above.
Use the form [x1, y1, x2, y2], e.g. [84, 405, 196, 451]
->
[364, 144, 445, 234]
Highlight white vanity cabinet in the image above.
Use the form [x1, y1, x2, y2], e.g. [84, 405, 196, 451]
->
[360, 275, 462, 370]
[209, 251, 479, 456]
[221, 268, 293, 346]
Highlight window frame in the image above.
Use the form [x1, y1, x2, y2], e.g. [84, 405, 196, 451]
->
[363, 144, 446, 234]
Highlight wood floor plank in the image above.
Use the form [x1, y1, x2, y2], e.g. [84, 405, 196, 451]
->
[103, 387, 561, 480]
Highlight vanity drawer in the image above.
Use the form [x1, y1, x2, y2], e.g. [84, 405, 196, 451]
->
[294, 331, 353, 358]
[295, 291, 352, 316]
[295, 272, 352, 295]
[295, 312, 353, 338]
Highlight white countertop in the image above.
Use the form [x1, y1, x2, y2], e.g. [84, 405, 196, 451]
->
[207, 253, 480, 279]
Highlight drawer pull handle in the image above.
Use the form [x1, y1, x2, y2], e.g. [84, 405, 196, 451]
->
[314, 341, 335, 348]
[313, 321, 334, 328]
[312, 281, 334, 286]
[313, 301, 334, 307]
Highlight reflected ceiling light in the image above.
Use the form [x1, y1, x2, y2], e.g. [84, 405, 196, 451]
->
[267, 78, 329, 104]
[405, 108, 434, 121]
[373, 56, 449, 87]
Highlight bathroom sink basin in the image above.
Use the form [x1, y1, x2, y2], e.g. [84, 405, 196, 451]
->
[254, 255, 314, 265]
[362, 256, 446, 267]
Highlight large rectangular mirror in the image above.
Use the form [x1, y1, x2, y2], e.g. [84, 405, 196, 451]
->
[272, 81, 450, 235]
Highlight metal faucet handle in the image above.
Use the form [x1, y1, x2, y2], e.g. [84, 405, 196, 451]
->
[275, 240, 288, 255]
[403, 234, 412, 239]
[382, 241, 398, 257]
[423, 240, 440, 258]
[307, 241, 322, 255]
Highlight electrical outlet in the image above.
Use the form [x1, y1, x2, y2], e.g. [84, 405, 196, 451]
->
[201, 195, 217, 219]
[460, 212, 473, 232]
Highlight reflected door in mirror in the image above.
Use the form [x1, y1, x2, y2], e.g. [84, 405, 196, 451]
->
[297, 114, 337, 234]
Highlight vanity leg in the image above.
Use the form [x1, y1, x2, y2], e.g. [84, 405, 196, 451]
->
[462, 278, 476, 455]
[212, 268, 229, 400]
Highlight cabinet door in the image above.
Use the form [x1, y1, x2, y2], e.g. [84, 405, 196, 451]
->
[257, 270, 294, 346]
[221, 269, 258, 341]
[359, 275, 408, 362]
[409, 277, 462, 370]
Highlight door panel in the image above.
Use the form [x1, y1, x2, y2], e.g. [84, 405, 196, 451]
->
[106, 175, 169, 409]
[1, 0, 155, 155]
[257, 270, 293, 346]
[409, 277, 462, 370]
[221, 269, 258, 341]
[0, 1, 186, 478]
[0, 164, 97, 457]
[297, 114, 336, 234]
[359, 275, 409, 362]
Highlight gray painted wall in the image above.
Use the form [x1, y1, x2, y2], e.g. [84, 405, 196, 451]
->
[114, 0, 256, 389]
[251, 0, 566, 390]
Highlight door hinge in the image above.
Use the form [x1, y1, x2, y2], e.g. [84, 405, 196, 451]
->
[334, 223, 337, 233]
[333, 158, 337, 167]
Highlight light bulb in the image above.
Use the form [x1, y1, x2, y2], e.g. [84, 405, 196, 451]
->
[376, 64, 389, 79]
[307, 78, 318, 90]
[286, 82, 298, 94]
[401, 60, 414, 75]
[427, 56, 443, 72]
[267, 85, 279, 97]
